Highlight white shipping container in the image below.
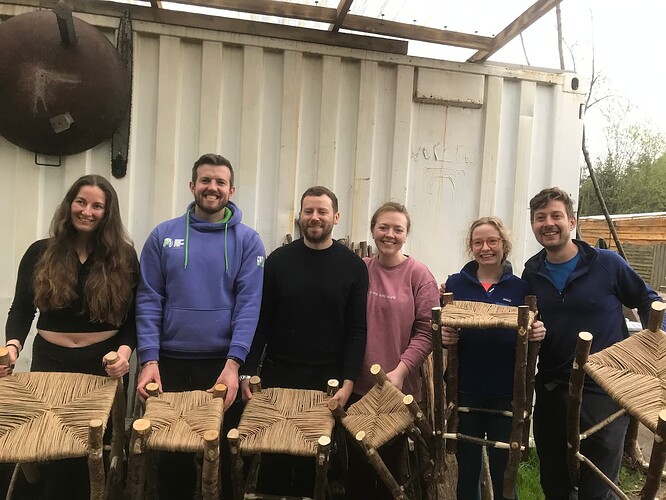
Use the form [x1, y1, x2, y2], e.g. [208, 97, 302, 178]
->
[0, 4, 586, 370]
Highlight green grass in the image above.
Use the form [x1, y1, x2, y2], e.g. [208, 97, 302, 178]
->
[517, 450, 545, 500]
[516, 449, 645, 499]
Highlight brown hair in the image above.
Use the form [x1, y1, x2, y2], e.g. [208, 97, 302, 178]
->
[191, 153, 234, 186]
[529, 187, 575, 222]
[33, 175, 138, 326]
[300, 186, 339, 213]
[467, 216, 512, 262]
[370, 202, 411, 233]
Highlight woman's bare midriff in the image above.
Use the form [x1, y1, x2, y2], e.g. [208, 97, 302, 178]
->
[38, 329, 118, 348]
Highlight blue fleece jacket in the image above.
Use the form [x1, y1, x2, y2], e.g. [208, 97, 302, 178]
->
[522, 239, 663, 386]
[445, 261, 530, 397]
[136, 201, 266, 363]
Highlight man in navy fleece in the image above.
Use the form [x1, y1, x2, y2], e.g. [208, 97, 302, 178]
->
[522, 187, 663, 500]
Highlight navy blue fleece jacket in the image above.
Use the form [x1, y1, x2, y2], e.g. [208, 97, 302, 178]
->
[522, 239, 662, 386]
[445, 261, 530, 397]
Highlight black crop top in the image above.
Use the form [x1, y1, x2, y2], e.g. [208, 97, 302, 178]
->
[5, 239, 137, 349]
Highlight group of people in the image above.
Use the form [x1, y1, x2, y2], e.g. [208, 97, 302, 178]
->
[3, 152, 663, 500]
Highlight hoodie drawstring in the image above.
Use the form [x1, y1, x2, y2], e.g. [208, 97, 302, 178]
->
[183, 206, 231, 271]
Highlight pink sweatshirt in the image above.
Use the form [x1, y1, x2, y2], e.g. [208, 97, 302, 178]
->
[355, 256, 440, 400]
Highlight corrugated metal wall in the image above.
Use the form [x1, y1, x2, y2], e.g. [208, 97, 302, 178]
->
[0, 5, 586, 369]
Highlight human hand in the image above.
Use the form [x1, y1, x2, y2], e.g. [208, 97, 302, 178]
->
[0, 344, 18, 377]
[386, 362, 409, 391]
[137, 362, 162, 402]
[529, 320, 546, 342]
[104, 346, 131, 379]
[441, 327, 459, 345]
[331, 380, 354, 407]
[240, 378, 253, 402]
[209, 359, 239, 410]
[439, 282, 447, 297]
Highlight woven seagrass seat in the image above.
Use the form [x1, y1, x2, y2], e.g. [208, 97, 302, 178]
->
[125, 384, 226, 500]
[568, 302, 666, 500]
[429, 293, 539, 500]
[329, 365, 435, 500]
[227, 377, 335, 500]
[0, 368, 125, 500]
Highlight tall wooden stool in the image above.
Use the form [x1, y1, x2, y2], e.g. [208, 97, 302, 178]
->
[125, 383, 226, 500]
[430, 294, 537, 499]
[568, 301, 666, 500]
[330, 364, 436, 500]
[227, 376, 335, 500]
[0, 358, 125, 500]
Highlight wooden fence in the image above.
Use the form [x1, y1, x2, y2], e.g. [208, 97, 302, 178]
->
[623, 243, 666, 292]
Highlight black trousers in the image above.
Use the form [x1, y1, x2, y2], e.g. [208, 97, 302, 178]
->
[157, 356, 242, 500]
[533, 377, 629, 500]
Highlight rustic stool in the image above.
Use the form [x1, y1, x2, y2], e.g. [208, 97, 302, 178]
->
[125, 382, 226, 500]
[568, 301, 666, 500]
[330, 364, 435, 500]
[227, 376, 335, 500]
[430, 293, 537, 499]
[0, 351, 125, 500]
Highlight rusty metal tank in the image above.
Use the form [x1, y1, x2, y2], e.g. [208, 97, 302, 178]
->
[0, 3, 130, 156]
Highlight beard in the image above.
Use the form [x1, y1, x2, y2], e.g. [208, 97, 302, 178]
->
[300, 220, 333, 245]
[194, 191, 227, 215]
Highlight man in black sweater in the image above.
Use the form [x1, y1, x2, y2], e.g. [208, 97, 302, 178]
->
[240, 185, 368, 496]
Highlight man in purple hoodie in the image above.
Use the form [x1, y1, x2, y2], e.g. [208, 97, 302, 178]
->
[136, 153, 265, 405]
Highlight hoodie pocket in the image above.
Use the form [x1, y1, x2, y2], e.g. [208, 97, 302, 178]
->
[163, 307, 232, 349]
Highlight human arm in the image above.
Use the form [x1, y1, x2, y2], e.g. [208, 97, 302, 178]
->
[612, 252, 665, 328]
[341, 259, 368, 384]
[227, 232, 265, 368]
[135, 231, 166, 367]
[104, 344, 132, 378]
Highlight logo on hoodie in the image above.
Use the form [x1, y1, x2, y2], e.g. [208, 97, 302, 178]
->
[163, 238, 185, 248]
[256, 256, 265, 267]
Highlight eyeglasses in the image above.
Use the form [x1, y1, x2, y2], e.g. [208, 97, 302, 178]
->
[471, 238, 503, 250]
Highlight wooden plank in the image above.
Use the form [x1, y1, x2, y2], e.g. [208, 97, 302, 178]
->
[150, 0, 162, 8]
[468, 0, 562, 63]
[652, 244, 666, 290]
[343, 14, 493, 51]
[6, 0, 408, 55]
[330, 0, 354, 33]
[168, 0, 335, 23]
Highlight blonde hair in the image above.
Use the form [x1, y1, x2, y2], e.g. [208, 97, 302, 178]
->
[467, 216, 512, 263]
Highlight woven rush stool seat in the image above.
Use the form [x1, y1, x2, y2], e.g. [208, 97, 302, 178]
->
[237, 386, 334, 457]
[585, 325, 666, 433]
[0, 372, 119, 462]
[429, 294, 539, 500]
[125, 383, 226, 500]
[143, 390, 224, 453]
[0, 368, 125, 500]
[342, 382, 413, 450]
[228, 378, 335, 500]
[440, 300, 536, 330]
[568, 302, 666, 500]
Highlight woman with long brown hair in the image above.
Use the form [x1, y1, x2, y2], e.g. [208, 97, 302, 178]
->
[2, 174, 138, 379]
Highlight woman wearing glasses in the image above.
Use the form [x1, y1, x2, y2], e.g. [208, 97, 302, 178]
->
[441, 217, 545, 500]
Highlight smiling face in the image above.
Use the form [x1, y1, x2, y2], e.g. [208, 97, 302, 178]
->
[70, 185, 106, 234]
[372, 211, 408, 265]
[531, 199, 576, 252]
[471, 223, 505, 269]
[298, 194, 339, 249]
[189, 164, 235, 221]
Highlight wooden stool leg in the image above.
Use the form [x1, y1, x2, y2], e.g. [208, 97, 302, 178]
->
[314, 436, 331, 500]
[202, 430, 220, 500]
[88, 419, 105, 500]
[125, 419, 152, 500]
[522, 295, 540, 461]
[431, 306, 447, 481]
[567, 332, 593, 490]
[440, 294, 459, 456]
[227, 429, 245, 500]
[108, 379, 126, 498]
[355, 431, 407, 500]
[502, 305, 529, 499]
[641, 409, 666, 500]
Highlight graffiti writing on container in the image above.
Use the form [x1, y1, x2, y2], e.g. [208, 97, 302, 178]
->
[411, 143, 476, 164]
